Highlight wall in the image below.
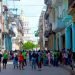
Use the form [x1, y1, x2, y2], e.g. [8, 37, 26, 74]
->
[72, 23, 75, 52]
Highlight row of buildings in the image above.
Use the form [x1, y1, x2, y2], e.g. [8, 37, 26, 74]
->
[0, 0, 30, 51]
[38, 0, 75, 52]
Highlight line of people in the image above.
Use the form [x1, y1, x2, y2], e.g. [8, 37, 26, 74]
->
[29, 50, 51, 70]
[29, 50, 73, 70]
[0, 49, 73, 72]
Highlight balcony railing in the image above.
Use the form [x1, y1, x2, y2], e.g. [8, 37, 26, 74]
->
[9, 29, 15, 37]
[68, 0, 75, 8]
[44, 0, 52, 5]
[52, 0, 62, 6]
[44, 22, 52, 37]
[44, 30, 50, 37]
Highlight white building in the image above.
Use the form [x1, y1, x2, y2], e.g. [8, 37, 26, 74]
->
[20, 12, 31, 43]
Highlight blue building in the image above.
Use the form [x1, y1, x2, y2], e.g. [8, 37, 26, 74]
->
[44, 0, 75, 52]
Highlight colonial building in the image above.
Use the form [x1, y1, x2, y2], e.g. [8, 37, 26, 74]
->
[39, 0, 75, 52]
[68, 0, 75, 52]
[38, 11, 48, 50]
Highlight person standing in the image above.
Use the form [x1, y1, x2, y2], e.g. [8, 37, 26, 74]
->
[47, 51, 51, 66]
[0, 50, 2, 71]
[22, 51, 27, 66]
[3, 50, 8, 69]
[13, 53, 18, 69]
[29, 51, 32, 65]
[18, 51, 24, 70]
[31, 51, 36, 70]
[38, 51, 42, 71]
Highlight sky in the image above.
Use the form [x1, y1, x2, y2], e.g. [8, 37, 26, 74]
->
[20, 0, 45, 34]
[3, 0, 45, 41]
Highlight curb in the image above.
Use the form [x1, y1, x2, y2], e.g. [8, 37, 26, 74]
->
[60, 64, 75, 75]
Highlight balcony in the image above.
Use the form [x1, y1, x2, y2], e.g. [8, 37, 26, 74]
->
[44, 30, 50, 38]
[68, 0, 75, 8]
[44, 23, 52, 38]
[52, 18, 65, 32]
[44, 0, 52, 5]
[45, 11, 49, 20]
[68, 0, 75, 15]
[9, 29, 15, 37]
[52, 14, 72, 32]
[52, 0, 62, 7]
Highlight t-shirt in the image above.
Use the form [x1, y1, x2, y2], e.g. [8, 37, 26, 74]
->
[22, 52, 27, 59]
[0, 54, 2, 61]
[3, 53, 8, 59]
[14, 56, 18, 61]
[19, 54, 24, 61]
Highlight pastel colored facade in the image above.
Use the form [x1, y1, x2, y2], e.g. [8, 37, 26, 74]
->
[38, 11, 46, 50]
[68, 0, 75, 52]
[41, 0, 75, 53]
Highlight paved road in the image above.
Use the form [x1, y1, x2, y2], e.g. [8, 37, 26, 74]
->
[0, 62, 70, 75]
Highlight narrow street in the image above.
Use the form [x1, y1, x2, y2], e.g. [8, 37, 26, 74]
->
[0, 0, 75, 75]
[0, 62, 70, 75]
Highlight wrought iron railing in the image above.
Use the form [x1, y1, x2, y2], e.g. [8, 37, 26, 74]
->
[68, 0, 74, 8]
[44, 0, 52, 5]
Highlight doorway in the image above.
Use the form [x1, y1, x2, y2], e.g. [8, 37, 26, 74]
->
[61, 34, 65, 50]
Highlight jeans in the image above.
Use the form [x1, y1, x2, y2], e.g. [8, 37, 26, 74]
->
[31, 58, 36, 69]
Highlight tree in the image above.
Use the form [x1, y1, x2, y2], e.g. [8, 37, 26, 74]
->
[22, 41, 35, 50]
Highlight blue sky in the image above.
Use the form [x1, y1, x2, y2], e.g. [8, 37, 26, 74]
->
[3, 0, 45, 41]
[20, 0, 45, 34]
[5, 0, 45, 34]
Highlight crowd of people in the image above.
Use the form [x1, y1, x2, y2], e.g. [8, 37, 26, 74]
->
[0, 49, 74, 72]
[0, 50, 27, 71]
[29, 50, 73, 70]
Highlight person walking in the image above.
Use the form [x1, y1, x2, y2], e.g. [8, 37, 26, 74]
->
[3, 50, 8, 69]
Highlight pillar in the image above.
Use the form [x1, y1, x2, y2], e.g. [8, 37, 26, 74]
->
[72, 23, 75, 52]
[53, 34, 56, 50]
[59, 33, 62, 50]
[5, 34, 8, 50]
[8, 36, 12, 51]
[65, 26, 71, 50]
[5, 34, 12, 51]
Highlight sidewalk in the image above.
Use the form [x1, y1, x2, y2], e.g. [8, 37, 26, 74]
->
[60, 64, 75, 75]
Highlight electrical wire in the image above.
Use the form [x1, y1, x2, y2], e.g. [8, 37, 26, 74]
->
[7, 5, 44, 6]
[5, 1, 44, 18]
